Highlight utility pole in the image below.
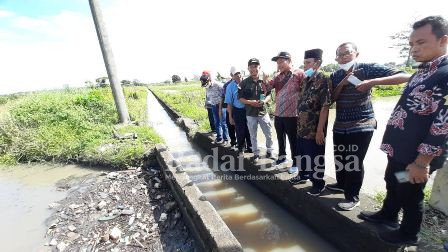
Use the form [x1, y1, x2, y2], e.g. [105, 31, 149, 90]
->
[89, 0, 129, 124]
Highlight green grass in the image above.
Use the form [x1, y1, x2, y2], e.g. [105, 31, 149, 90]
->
[373, 187, 432, 206]
[0, 86, 163, 168]
[372, 84, 406, 97]
[150, 82, 211, 132]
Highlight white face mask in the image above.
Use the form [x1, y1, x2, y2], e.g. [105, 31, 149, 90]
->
[339, 60, 356, 71]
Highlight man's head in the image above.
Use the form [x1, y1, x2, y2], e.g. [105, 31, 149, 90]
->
[410, 16, 448, 63]
[247, 58, 261, 79]
[303, 49, 323, 71]
[231, 68, 242, 84]
[200, 71, 212, 87]
[229, 66, 236, 78]
[335, 42, 359, 64]
[271, 51, 292, 73]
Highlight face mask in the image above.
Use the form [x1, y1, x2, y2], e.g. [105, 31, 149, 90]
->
[304, 68, 315, 77]
[339, 60, 356, 71]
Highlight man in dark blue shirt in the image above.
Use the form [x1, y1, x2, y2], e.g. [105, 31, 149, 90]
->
[359, 16, 448, 246]
[326, 43, 410, 211]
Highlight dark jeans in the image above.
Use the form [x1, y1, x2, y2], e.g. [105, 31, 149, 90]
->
[207, 107, 215, 132]
[233, 107, 252, 152]
[381, 157, 426, 239]
[226, 110, 236, 146]
[274, 116, 298, 166]
[297, 137, 326, 189]
[333, 131, 373, 202]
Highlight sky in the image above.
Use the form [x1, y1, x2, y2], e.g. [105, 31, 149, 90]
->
[0, 0, 447, 95]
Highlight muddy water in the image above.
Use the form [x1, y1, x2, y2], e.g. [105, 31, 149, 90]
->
[147, 91, 337, 252]
[0, 164, 99, 252]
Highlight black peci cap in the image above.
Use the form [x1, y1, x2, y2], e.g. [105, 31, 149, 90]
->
[304, 49, 323, 60]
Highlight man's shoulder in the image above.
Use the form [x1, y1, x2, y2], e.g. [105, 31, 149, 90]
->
[223, 79, 232, 88]
[330, 69, 344, 79]
[212, 81, 224, 88]
[227, 81, 237, 88]
[316, 71, 330, 80]
[240, 77, 252, 85]
[293, 69, 305, 76]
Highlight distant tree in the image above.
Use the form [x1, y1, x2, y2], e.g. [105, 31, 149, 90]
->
[85, 80, 94, 88]
[171, 75, 181, 83]
[121, 80, 132, 86]
[390, 29, 412, 67]
[216, 72, 225, 81]
[389, 19, 420, 68]
[132, 79, 145, 86]
[384, 62, 397, 68]
[184, 77, 188, 82]
[321, 63, 339, 73]
[95, 77, 109, 88]
[163, 79, 171, 84]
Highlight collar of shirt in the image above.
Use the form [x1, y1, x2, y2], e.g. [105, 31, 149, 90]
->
[418, 54, 448, 70]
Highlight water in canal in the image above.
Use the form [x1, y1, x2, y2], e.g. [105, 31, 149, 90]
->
[147, 90, 338, 252]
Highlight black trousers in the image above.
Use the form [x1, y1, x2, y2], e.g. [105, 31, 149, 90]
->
[226, 110, 236, 146]
[297, 137, 326, 189]
[381, 157, 426, 239]
[274, 116, 298, 166]
[333, 131, 373, 201]
[207, 107, 215, 132]
[233, 107, 252, 151]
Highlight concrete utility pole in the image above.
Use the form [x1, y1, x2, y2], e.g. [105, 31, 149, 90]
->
[89, 0, 129, 124]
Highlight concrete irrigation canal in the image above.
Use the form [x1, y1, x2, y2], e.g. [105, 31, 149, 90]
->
[147, 90, 404, 252]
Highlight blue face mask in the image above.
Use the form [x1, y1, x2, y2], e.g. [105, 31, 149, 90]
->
[304, 68, 315, 77]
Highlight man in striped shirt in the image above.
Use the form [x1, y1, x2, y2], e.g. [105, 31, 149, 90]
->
[327, 43, 410, 211]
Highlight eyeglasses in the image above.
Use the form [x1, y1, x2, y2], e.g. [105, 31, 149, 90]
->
[336, 50, 354, 58]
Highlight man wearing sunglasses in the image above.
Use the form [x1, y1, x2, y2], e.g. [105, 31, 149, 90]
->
[327, 43, 411, 211]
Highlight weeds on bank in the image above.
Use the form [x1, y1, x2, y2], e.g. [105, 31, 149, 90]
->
[0, 87, 162, 168]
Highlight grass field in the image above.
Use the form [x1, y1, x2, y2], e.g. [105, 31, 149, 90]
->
[0, 86, 162, 168]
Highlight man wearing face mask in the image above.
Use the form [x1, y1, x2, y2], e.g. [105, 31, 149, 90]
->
[327, 43, 410, 211]
[265, 52, 305, 174]
[239, 58, 274, 162]
[360, 16, 448, 246]
[288, 49, 331, 196]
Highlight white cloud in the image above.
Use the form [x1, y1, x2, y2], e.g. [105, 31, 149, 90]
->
[0, 0, 447, 94]
[0, 9, 15, 18]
